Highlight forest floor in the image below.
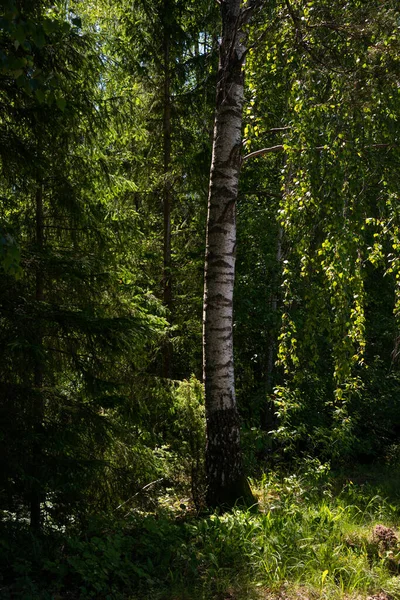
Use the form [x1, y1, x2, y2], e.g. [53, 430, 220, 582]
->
[135, 462, 400, 600]
[2, 463, 400, 599]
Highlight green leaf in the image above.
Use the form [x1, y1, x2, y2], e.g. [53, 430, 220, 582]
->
[32, 28, 46, 49]
[35, 88, 45, 104]
[42, 19, 58, 35]
[56, 97, 66, 111]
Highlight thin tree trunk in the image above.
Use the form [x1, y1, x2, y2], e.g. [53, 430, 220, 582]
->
[263, 225, 282, 431]
[162, 0, 172, 378]
[30, 183, 44, 531]
[203, 0, 255, 509]
[267, 225, 282, 390]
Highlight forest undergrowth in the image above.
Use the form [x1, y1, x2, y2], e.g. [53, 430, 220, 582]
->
[3, 462, 400, 600]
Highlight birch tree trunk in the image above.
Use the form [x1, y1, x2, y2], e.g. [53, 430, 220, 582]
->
[203, 0, 255, 508]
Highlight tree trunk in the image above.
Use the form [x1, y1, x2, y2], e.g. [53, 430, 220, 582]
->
[162, 0, 173, 378]
[30, 183, 44, 531]
[263, 225, 282, 432]
[203, 0, 255, 509]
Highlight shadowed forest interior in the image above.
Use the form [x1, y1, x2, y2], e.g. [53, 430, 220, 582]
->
[2, 0, 400, 598]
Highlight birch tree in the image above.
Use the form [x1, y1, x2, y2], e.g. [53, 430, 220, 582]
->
[203, 0, 258, 508]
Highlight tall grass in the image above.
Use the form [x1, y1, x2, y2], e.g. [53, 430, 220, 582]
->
[125, 468, 400, 599]
[3, 467, 400, 599]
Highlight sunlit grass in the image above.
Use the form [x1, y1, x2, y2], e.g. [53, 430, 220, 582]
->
[3, 465, 400, 599]
[131, 468, 400, 600]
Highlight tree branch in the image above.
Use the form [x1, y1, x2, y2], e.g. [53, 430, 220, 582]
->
[243, 142, 396, 161]
[269, 126, 292, 133]
[115, 478, 165, 512]
[243, 145, 284, 160]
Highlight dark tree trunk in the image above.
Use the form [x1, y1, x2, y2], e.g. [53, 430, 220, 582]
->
[203, 0, 255, 509]
[263, 225, 282, 431]
[162, 0, 173, 378]
[30, 183, 44, 531]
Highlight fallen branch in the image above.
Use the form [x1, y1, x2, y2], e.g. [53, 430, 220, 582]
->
[115, 478, 164, 511]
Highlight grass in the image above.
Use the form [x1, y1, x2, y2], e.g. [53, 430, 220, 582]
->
[125, 467, 400, 600]
[2, 465, 400, 599]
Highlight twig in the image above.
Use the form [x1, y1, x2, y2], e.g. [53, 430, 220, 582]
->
[115, 478, 164, 511]
[243, 142, 396, 161]
[269, 126, 292, 132]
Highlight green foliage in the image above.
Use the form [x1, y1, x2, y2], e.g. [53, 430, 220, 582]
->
[238, 0, 400, 464]
[3, 468, 400, 599]
[167, 376, 206, 506]
[94, 0, 218, 381]
[0, 226, 22, 278]
[0, 0, 169, 527]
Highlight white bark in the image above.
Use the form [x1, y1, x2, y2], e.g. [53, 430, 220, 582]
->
[203, 0, 254, 508]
